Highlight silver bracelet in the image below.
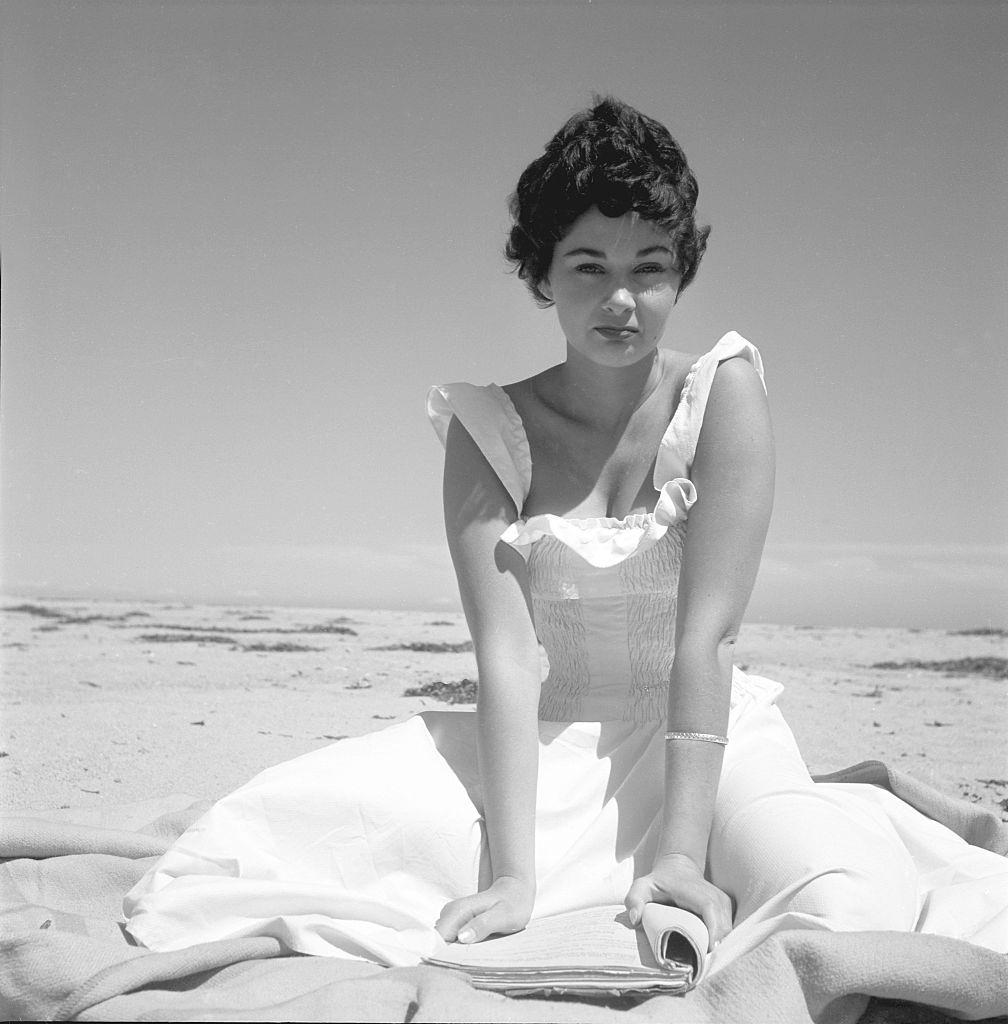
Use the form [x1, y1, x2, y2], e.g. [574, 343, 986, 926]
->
[664, 731, 728, 746]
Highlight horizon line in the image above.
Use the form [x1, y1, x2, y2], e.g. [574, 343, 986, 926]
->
[2, 589, 1004, 634]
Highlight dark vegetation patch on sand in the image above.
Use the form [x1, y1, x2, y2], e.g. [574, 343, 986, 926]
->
[6, 603, 150, 626]
[374, 640, 473, 653]
[298, 623, 359, 636]
[131, 622, 357, 636]
[139, 633, 238, 645]
[948, 627, 1007, 637]
[138, 633, 323, 653]
[404, 678, 478, 703]
[972, 779, 1008, 815]
[243, 641, 323, 653]
[4, 605, 356, 636]
[870, 657, 1008, 680]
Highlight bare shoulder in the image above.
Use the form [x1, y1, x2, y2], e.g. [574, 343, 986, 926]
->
[443, 413, 517, 525]
[708, 355, 769, 410]
[700, 355, 774, 455]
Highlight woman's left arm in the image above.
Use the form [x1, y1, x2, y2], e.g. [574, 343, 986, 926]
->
[625, 355, 774, 944]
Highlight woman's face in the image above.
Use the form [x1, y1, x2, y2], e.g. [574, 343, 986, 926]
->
[543, 207, 682, 367]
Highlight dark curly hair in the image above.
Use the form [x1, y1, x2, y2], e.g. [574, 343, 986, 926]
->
[505, 96, 710, 306]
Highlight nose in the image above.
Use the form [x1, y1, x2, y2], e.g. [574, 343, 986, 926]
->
[602, 287, 635, 315]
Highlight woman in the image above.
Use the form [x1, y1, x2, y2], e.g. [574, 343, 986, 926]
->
[124, 97, 1006, 970]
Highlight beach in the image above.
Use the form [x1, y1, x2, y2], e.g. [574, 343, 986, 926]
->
[1, 598, 1005, 818]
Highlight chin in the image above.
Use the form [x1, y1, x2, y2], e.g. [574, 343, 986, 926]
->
[567, 335, 659, 367]
[596, 342, 655, 365]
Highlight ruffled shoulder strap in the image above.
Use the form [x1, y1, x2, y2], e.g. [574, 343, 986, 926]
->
[653, 331, 766, 486]
[427, 383, 532, 515]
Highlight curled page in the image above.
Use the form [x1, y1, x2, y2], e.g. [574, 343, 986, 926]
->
[642, 903, 709, 986]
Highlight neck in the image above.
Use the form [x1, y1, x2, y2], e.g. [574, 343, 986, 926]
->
[553, 347, 663, 431]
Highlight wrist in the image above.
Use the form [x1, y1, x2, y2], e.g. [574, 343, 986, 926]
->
[492, 871, 537, 894]
[651, 849, 704, 873]
[654, 818, 710, 871]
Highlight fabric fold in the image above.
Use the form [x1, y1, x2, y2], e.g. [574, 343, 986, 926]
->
[426, 383, 531, 515]
[654, 330, 766, 487]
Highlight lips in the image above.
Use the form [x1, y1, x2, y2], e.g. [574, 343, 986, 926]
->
[594, 325, 640, 340]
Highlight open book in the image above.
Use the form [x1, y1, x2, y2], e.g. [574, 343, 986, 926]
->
[424, 903, 709, 997]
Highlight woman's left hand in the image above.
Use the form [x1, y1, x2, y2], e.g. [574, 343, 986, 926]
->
[435, 874, 536, 945]
[625, 852, 733, 949]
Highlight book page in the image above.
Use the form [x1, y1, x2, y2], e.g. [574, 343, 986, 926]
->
[432, 905, 656, 970]
[641, 903, 708, 977]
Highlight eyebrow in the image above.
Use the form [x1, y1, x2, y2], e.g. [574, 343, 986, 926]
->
[560, 245, 674, 259]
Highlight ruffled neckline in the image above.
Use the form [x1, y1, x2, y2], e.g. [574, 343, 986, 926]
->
[501, 478, 696, 567]
[534, 511, 656, 530]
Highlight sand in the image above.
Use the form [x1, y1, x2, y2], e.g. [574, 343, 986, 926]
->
[1, 598, 1005, 819]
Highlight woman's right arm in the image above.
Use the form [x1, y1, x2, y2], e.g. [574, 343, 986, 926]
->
[433, 415, 543, 945]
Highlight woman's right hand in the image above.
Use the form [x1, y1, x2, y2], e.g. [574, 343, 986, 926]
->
[625, 852, 733, 949]
[435, 875, 536, 944]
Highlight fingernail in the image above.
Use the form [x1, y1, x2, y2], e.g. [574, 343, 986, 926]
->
[628, 910, 639, 926]
[458, 928, 475, 943]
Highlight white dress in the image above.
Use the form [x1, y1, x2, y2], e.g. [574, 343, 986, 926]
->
[123, 332, 1008, 970]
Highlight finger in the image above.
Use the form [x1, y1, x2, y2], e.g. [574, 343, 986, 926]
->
[624, 876, 657, 927]
[435, 893, 498, 942]
[687, 889, 733, 949]
[692, 884, 733, 946]
[436, 894, 495, 940]
[709, 892, 734, 946]
[456, 900, 524, 944]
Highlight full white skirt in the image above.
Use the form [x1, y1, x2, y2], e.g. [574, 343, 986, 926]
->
[124, 673, 1008, 970]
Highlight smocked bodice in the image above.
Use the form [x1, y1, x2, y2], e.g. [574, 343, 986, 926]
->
[527, 525, 685, 722]
[427, 332, 767, 725]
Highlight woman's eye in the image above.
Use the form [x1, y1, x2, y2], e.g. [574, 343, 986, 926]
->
[636, 264, 666, 275]
[574, 263, 605, 274]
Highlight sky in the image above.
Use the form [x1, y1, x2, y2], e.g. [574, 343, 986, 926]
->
[2, 0, 1006, 628]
